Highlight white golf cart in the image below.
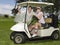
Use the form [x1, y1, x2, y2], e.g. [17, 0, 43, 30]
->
[10, 1, 59, 44]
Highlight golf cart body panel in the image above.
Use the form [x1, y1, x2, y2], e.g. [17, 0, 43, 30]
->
[37, 27, 59, 37]
[11, 23, 24, 31]
[11, 23, 31, 38]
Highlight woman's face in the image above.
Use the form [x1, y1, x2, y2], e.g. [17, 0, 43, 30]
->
[36, 9, 40, 13]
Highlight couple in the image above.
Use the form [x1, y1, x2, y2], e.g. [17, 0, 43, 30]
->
[27, 6, 45, 37]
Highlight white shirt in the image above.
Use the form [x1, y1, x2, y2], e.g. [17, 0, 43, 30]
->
[26, 10, 35, 24]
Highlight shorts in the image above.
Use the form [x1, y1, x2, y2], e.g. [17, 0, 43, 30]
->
[41, 23, 46, 27]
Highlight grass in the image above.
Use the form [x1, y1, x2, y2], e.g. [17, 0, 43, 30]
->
[0, 17, 60, 45]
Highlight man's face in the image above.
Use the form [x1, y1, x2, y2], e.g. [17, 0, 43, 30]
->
[28, 7, 32, 12]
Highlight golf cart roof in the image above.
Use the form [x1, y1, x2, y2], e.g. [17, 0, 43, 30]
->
[18, 1, 54, 7]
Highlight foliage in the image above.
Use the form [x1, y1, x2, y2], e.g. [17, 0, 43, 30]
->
[4, 14, 9, 18]
[31, 16, 38, 25]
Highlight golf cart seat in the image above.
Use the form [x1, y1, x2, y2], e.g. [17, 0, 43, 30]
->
[42, 18, 52, 29]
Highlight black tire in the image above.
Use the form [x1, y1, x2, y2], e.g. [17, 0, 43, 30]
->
[51, 31, 59, 40]
[10, 32, 16, 40]
[14, 33, 26, 44]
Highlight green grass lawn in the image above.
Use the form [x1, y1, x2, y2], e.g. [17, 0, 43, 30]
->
[0, 17, 60, 45]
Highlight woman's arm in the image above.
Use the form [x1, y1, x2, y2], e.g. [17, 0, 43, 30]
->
[36, 12, 43, 20]
[37, 14, 42, 20]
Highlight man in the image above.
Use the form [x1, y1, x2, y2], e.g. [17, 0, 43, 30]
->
[26, 6, 35, 25]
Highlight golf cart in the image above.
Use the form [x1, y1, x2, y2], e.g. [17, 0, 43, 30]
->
[10, 1, 59, 44]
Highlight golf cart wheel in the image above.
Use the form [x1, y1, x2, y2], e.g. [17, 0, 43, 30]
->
[14, 33, 26, 44]
[51, 31, 59, 40]
[10, 32, 16, 40]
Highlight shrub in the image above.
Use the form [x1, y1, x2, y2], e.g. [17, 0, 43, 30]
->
[4, 14, 9, 18]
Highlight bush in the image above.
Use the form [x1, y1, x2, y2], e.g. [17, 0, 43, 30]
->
[4, 14, 9, 18]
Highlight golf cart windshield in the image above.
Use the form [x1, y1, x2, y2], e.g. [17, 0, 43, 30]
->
[15, 7, 26, 22]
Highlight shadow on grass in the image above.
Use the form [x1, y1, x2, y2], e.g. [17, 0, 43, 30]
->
[24, 38, 60, 44]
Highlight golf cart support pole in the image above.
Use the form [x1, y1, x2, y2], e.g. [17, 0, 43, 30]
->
[24, 3, 29, 33]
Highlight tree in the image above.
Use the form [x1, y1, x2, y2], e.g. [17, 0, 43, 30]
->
[4, 14, 9, 18]
[45, 0, 60, 12]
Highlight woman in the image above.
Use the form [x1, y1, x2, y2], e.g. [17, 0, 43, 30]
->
[31, 7, 45, 37]
[35, 7, 45, 29]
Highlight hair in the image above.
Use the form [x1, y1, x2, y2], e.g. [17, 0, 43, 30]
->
[36, 7, 42, 11]
[28, 6, 32, 9]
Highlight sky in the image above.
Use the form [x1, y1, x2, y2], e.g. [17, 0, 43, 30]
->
[0, 0, 15, 15]
[0, 0, 43, 15]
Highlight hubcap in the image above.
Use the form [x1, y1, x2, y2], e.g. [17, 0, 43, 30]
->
[15, 36, 22, 43]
